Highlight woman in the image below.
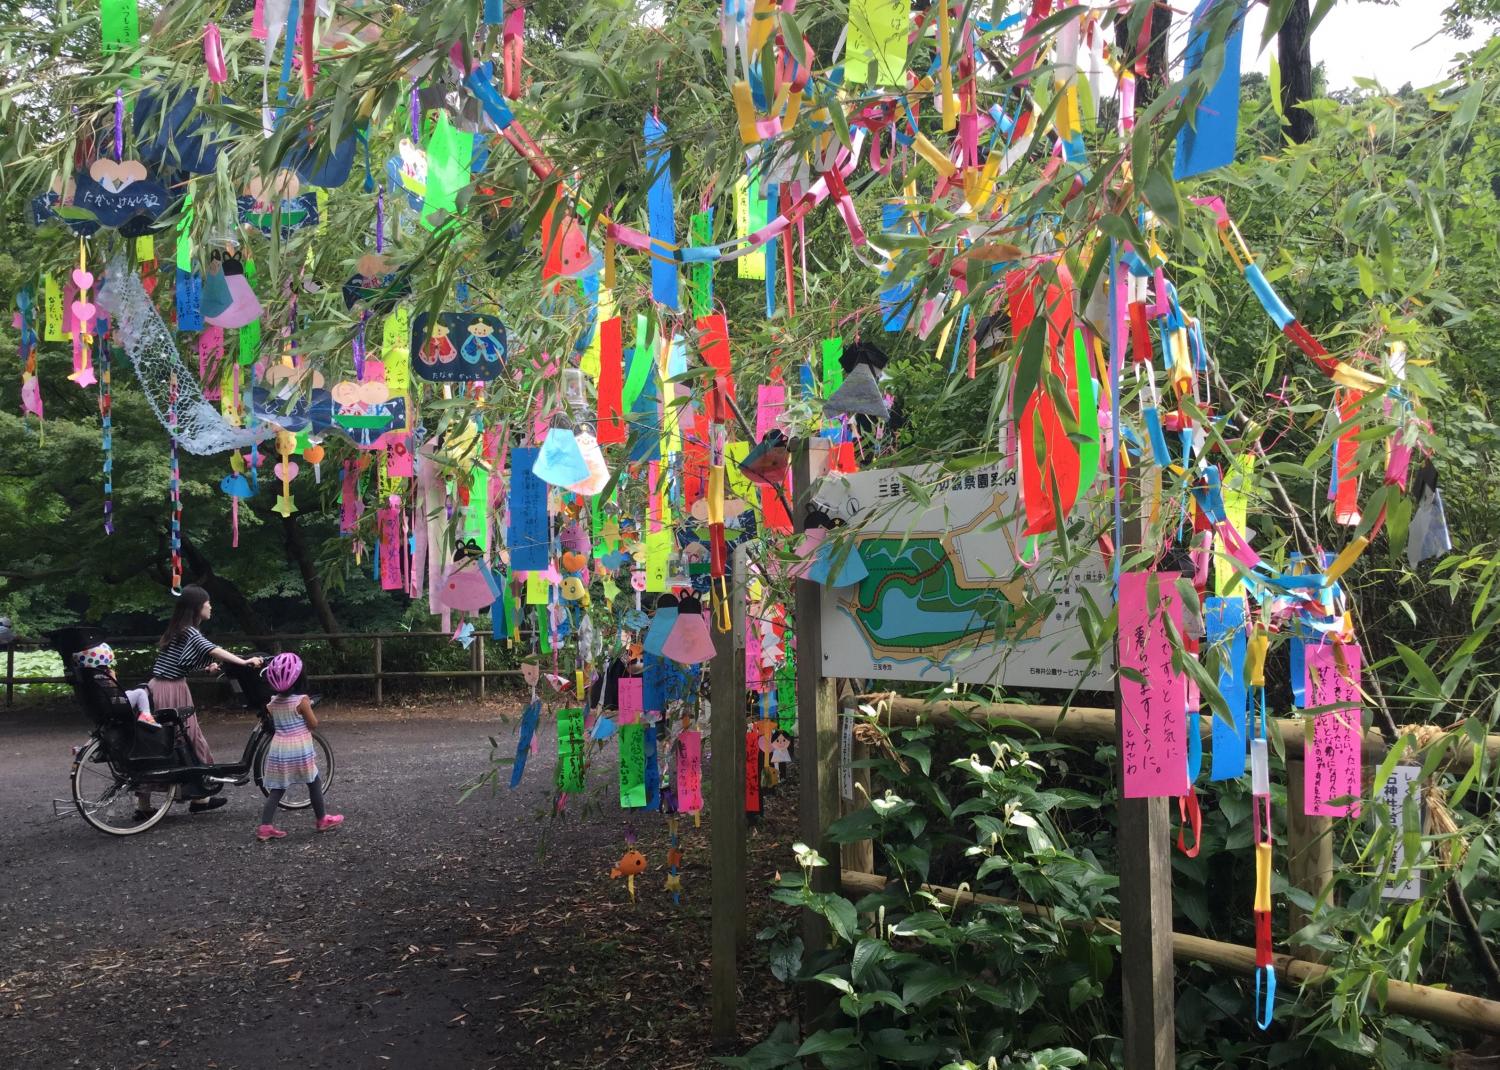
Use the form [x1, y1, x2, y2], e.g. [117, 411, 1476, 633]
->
[139, 585, 263, 815]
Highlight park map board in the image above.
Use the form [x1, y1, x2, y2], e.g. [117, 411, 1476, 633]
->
[814, 463, 1112, 689]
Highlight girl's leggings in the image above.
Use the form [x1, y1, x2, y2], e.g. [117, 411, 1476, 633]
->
[261, 776, 327, 825]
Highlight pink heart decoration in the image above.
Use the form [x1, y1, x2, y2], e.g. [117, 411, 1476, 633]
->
[71, 300, 96, 323]
[274, 461, 300, 482]
[72, 269, 94, 291]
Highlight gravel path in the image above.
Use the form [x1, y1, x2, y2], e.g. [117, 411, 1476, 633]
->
[0, 698, 795, 1070]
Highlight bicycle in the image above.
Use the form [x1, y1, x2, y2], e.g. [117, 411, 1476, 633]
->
[49, 627, 336, 837]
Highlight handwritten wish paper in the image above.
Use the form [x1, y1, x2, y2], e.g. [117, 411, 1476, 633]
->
[1119, 571, 1190, 798]
[506, 446, 550, 572]
[617, 677, 643, 726]
[676, 729, 703, 811]
[1379, 763, 1422, 901]
[745, 727, 762, 813]
[619, 722, 647, 808]
[556, 707, 586, 793]
[1304, 642, 1364, 818]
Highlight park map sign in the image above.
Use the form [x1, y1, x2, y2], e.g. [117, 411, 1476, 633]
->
[814, 463, 1111, 689]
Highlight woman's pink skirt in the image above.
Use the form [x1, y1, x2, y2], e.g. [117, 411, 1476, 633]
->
[146, 678, 214, 764]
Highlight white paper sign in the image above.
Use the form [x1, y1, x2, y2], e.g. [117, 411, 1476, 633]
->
[1379, 763, 1422, 902]
[815, 463, 1113, 689]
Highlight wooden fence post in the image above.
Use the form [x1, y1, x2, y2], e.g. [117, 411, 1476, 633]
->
[1114, 551, 1175, 1067]
[840, 735, 874, 876]
[793, 442, 842, 1030]
[1285, 759, 1333, 959]
[373, 636, 383, 707]
[5, 644, 13, 707]
[710, 544, 748, 1047]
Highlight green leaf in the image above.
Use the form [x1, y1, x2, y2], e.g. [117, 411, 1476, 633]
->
[796, 1029, 856, 1057]
[1142, 167, 1180, 231]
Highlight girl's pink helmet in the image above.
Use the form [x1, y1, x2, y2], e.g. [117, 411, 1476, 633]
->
[264, 652, 303, 693]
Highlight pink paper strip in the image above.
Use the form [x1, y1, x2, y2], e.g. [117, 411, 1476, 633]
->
[676, 730, 703, 811]
[1304, 643, 1363, 817]
[756, 383, 786, 439]
[1118, 571, 1190, 798]
[745, 630, 763, 691]
[378, 503, 404, 591]
[617, 677, 642, 726]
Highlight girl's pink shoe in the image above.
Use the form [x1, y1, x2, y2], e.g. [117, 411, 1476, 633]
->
[257, 824, 287, 841]
[315, 814, 344, 833]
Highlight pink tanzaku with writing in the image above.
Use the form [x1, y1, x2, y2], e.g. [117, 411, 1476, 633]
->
[1118, 571, 1190, 798]
[1304, 642, 1363, 817]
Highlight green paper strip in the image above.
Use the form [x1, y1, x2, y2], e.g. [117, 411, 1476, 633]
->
[464, 467, 489, 554]
[645, 528, 670, 592]
[622, 319, 655, 413]
[175, 190, 193, 272]
[821, 338, 844, 395]
[689, 209, 714, 318]
[1071, 328, 1101, 498]
[619, 722, 647, 807]
[100, 0, 140, 56]
[556, 707, 585, 793]
[237, 321, 261, 366]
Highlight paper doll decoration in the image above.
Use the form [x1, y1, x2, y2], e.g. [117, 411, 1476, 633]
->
[410, 312, 507, 381]
[342, 253, 412, 312]
[252, 365, 334, 433]
[202, 254, 262, 329]
[388, 138, 428, 209]
[661, 595, 716, 665]
[824, 360, 888, 420]
[238, 171, 320, 235]
[436, 565, 498, 612]
[330, 377, 406, 448]
[740, 427, 790, 486]
[134, 85, 225, 174]
[31, 161, 175, 237]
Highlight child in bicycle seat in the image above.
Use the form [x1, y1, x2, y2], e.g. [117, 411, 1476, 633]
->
[257, 652, 344, 842]
[75, 644, 161, 729]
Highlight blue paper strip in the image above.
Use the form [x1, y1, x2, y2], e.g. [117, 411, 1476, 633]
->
[510, 698, 542, 787]
[644, 722, 660, 810]
[1206, 596, 1249, 780]
[1174, 0, 1247, 181]
[506, 446, 551, 571]
[644, 114, 679, 311]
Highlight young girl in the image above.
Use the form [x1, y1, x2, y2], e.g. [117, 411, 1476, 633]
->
[258, 652, 344, 841]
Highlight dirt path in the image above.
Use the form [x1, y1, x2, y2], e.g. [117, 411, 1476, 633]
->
[0, 699, 796, 1069]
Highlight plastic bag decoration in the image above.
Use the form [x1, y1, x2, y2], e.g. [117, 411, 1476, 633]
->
[661, 595, 717, 665]
[533, 424, 590, 487]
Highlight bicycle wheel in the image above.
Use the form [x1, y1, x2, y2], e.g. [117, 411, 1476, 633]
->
[254, 730, 335, 811]
[71, 739, 174, 836]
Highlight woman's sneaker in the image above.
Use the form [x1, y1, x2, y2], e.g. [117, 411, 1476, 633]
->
[315, 814, 344, 833]
[257, 824, 287, 841]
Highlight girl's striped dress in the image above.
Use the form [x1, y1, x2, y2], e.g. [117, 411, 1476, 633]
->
[263, 695, 319, 789]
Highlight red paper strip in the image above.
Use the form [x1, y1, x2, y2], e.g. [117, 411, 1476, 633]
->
[596, 316, 626, 444]
[696, 313, 734, 425]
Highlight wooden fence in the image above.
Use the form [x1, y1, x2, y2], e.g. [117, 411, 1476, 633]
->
[2, 631, 523, 707]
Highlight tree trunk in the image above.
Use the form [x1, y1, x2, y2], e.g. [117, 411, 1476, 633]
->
[1114, 0, 1174, 110]
[1277, 0, 1316, 144]
[175, 526, 274, 640]
[282, 512, 345, 652]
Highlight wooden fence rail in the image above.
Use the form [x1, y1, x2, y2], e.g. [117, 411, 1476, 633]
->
[2, 632, 523, 707]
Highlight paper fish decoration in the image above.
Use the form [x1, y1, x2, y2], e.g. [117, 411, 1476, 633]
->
[611, 848, 648, 901]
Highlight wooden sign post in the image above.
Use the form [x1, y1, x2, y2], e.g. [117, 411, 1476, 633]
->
[710, 544, 748, 1046]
